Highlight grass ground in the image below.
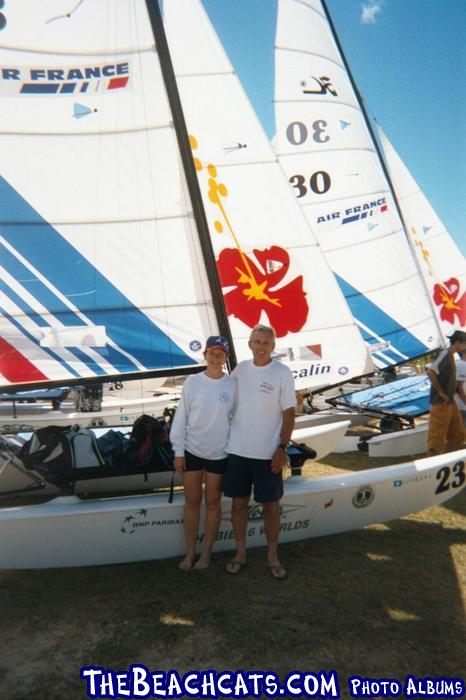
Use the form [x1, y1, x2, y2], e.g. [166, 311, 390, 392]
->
[0, 451, 465, 699]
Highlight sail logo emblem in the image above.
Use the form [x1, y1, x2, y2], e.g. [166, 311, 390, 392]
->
[0, 62, 130, 96]
[302, 75, 337, 97]
[316, 197, 388, 226]
[189, 135, 309, 338]
[432, 277, 466, 327]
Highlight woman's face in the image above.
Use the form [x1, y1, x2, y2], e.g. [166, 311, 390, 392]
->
[204, 348, 227, 368]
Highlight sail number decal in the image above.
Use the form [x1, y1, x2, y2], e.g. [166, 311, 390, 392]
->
[286, 121, 332, 199]
[286, 120, 329, 145]
[290, 172, 331, 198]
[435, 461, 465, 495]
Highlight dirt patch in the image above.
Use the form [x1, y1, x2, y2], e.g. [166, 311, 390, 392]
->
[1, 457, 465, 699]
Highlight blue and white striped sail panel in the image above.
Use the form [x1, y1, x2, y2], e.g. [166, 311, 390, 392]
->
[336, 276, 432, 368]
[274, 0, 443, 367]
[0, 1, 219, 388]
[332, 375, 431, 418]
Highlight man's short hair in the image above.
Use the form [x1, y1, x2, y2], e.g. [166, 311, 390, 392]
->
[249, 324, 276, 342]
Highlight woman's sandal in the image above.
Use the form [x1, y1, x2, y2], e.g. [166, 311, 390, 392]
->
[224, 559, 247, 575]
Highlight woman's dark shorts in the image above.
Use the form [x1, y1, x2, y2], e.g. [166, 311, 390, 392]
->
[184, 450, 228, 475]
[223, 453, 283, 503]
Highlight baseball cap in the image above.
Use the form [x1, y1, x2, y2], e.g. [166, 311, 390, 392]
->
[204, 335, 229, 353]
[448, 330, 466, 344]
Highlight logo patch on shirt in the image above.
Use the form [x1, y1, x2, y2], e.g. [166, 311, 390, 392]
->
[219, 392, 230, 403]
[259, 381, 274, 394]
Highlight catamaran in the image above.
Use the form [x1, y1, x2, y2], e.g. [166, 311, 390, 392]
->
[0, 0, 464, 569]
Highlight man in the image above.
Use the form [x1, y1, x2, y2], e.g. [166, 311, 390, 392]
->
[426, 329, 466, 456]
[223, 324, 295, 579]
[454, 348, 466, 429]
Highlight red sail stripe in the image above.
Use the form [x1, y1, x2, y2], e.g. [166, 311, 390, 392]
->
[107, 76, 128, 90]
[0, 337, 48, 383]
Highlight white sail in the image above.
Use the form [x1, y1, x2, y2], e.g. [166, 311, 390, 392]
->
[0, 0, 220, 388]
[379, 127, 466, 336]
[274, 0, 443, 367]
[163, 0, 374, 390]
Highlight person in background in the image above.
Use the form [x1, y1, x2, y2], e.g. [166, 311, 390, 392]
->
[426, 330, 466, 456]
[170, 336, 235, 571]
[223, 324, 295, 579]
[454, 347, 466, 429]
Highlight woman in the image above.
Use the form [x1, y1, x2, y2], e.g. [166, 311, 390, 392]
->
[170, 335, 235, 570]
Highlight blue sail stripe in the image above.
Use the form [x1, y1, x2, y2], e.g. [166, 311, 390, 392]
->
[0, 275, 50, 328]
[356, 327, 408, 365]
[1, 242, 83, 326]
[335, 274, 428, 364]
[1, 243, 143, 375]
[1, 306, 81, 378]
[64, 347, 108, 376]
[0, 176, 197, 373]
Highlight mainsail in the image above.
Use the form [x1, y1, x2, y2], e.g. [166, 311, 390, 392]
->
[0, 0, 222, 389]
[378, 127, 466, 337]
[163, 0, 374, 390]
[274, 0, 443, 368]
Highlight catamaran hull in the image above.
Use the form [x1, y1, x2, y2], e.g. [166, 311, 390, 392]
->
[295, 411, 370, 429]
[368, 423, 428, 458]
[0, 422, 350, 497]
[0, 394, 177, 432]
[0, 450, 464, 570]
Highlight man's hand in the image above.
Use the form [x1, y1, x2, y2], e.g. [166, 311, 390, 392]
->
[440, 392, 451, 404]
[271, 446, 288, 474]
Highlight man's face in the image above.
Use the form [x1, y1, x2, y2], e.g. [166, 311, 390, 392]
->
[248, 331, 275, 366]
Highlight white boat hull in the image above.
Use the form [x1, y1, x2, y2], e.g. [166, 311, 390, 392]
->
[295, 411, 370, 429]
[1, 449, 464, 569]
[0, 393, 177, 432]
[291, 420, 350, 460]
[0, 422, 349, 497]
[368, 423, 429, 458]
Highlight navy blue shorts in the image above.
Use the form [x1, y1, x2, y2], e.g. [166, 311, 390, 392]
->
[223, 454, 283, 503]
[184, 450, 228, 475]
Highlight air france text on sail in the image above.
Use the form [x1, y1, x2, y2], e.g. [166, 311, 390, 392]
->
[0, 61, 130, 95]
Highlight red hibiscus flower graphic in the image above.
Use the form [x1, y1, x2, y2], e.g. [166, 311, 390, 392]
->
[216, 245, 308, 337]
[433, 277, 466, 326]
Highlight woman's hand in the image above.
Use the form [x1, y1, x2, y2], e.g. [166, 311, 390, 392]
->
[174, 456, 186, 473]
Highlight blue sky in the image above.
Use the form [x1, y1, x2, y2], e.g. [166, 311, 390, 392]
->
[202, 0, 466, 256]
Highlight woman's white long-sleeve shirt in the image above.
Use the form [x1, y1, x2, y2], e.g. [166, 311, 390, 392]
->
[170, 372, 236, 460]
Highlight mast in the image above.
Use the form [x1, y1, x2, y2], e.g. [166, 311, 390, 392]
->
[144, 0, 237, 368]
[321, 0, 445, 348]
